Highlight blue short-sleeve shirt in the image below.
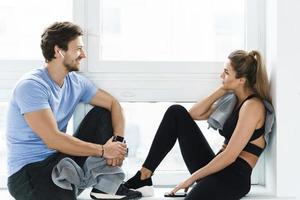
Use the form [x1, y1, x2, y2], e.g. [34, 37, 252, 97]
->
[6, 67, 97, 176]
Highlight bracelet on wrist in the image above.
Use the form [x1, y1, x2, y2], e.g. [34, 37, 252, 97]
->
[100, 145, 104, 157]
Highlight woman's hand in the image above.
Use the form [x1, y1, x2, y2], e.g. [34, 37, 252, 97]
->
[189, 85, 229, 120]
[170, 177, 195, 195]
[103, 137, 127, 159]
[217, 85, 229, 95]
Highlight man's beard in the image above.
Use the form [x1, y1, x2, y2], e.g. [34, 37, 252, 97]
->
[63, 59, 80, 72]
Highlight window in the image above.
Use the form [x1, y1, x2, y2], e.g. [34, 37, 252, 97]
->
[0, 0, 73, 60]
[85, 0, 264, 72]
[85, 0, 251, 73]
[0, 0, 73, 100]
[0, 103, 8, 187]
[0, 0, 73, 101]
[98, 0, 244, 61]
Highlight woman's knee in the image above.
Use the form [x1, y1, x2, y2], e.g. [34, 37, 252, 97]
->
[166, 104, 189, 117]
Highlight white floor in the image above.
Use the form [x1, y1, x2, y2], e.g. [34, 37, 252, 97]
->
[77, 189, 293, 200]
[0, 188, 292, 200]
[78, 188, 185, 200]
[0, 188, 184, 200]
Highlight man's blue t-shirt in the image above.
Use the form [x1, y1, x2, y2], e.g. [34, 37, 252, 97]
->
[6, 67, 97, 176]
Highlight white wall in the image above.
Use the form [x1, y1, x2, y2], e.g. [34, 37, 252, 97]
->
[266, 0, 300, 198]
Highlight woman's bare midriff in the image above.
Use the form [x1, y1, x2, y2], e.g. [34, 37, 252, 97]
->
[221, 136, 266, 169]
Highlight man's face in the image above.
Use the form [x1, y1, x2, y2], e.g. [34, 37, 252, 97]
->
[62, 36, 86, 72]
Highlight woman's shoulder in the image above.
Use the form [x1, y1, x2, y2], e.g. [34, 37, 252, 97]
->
[240, 97, 265, 117]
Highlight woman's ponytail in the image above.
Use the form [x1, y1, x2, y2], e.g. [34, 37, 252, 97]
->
[249, 50, 271, 102]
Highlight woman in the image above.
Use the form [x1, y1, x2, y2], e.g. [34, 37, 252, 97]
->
[125, 50, 271, 200]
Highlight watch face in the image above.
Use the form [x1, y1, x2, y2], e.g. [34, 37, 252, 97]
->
[113, 136, 124, 142]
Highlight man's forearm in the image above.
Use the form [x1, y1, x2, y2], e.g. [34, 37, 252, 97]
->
[48, 131, 102, 157]
[111, 100, 125, 137]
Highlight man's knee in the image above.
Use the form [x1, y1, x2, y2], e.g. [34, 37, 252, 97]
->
[92, 106, 111, 118]
[86, 106, 112, 125]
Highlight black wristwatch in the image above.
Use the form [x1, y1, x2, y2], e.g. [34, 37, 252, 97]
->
[112, 135, 125, 143]
[112, 135, 128, 157]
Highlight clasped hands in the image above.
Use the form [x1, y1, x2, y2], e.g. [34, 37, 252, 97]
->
[103, 136, 127, 166]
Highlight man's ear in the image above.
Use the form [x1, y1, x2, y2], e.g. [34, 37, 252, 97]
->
[54, 45, 64, 58]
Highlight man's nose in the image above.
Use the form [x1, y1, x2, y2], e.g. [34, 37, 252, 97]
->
[80, 49, 86, 58]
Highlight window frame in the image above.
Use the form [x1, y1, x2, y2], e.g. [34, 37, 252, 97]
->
[82, 0, 265, 73]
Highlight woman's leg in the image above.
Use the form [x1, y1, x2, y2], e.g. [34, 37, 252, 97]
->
[126, 104, 215, 197]
[185, 158, 252, 200]
[143, 104, 215, 174]
[184, 174, 228, 200]
[185, 170, 250, 200]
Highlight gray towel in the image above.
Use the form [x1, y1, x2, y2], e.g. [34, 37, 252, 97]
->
[207, 92, 237, 130]
[207, 93, 275, 138]
[52, 156, 125, 196]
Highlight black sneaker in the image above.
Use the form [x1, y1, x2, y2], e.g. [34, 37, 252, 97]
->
[90, 184, 142, 200]
[125, 171, 154, 197]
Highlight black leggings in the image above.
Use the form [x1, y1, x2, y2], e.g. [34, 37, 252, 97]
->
[7, 107, 113, 200]
[143, 105, 252, 200]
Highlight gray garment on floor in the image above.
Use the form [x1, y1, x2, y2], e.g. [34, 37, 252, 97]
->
[207, 92, 275, 139]
[52, 156, 125, 196]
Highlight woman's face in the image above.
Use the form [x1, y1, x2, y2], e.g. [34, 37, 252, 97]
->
[220, 59, 240, 90]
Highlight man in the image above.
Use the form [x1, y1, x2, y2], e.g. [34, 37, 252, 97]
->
[6, 21, 141, 200]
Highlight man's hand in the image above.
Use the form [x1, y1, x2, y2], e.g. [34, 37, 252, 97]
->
[103, 137, 127, 159]
[106, 158, 124, 166]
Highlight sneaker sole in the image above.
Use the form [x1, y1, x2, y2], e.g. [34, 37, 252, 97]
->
[90, 192, 141, 200]
[134, 185, 154, 197]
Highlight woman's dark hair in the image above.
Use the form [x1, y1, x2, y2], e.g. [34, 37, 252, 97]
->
[228, 50, 271, 101]
[40, 21, 83, 63]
